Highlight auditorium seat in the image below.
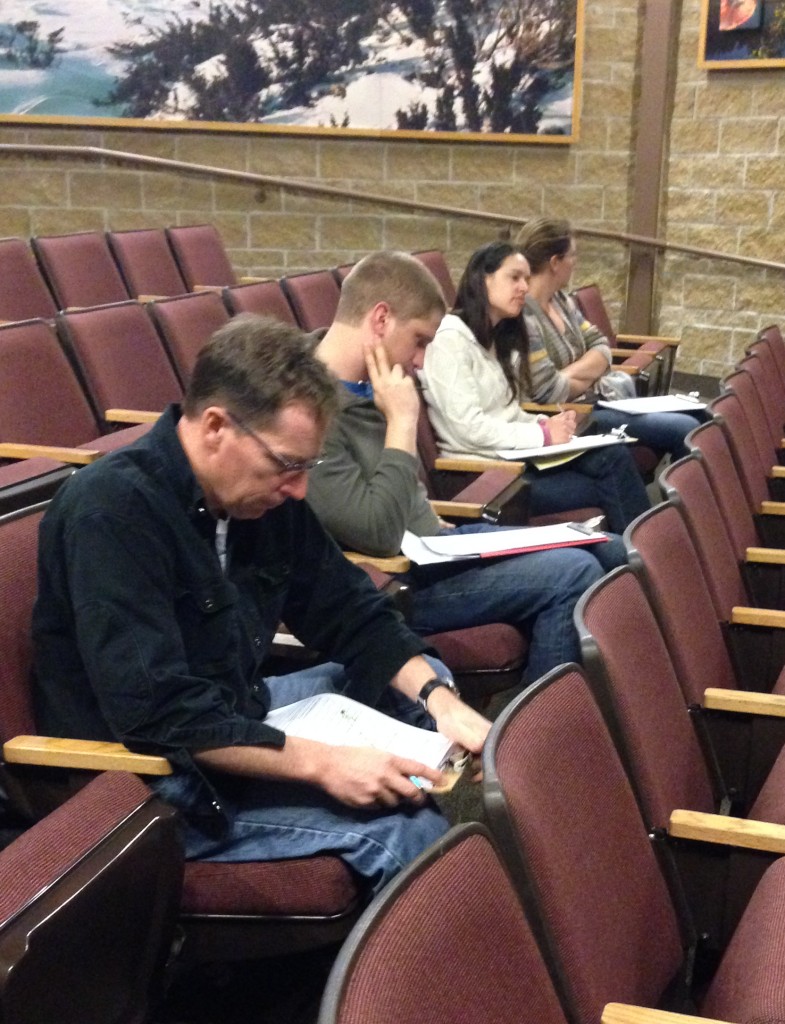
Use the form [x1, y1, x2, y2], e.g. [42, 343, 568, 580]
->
[0, 770, 182, 1024]
[571, 282, 677, 394]
[166, 223, 239, 289]
[0, 237, 58, 321]
[577, 565, 785, 866]
[57, 302, 183, 426]
[280, 270, 342, 332]
[223, 280, 298, 324]
[31, 231, 130, 309]
[148, 290, 231, 385]
[484, 663, 785, 1021]
[319, 823, 568, 1024]
[412, 250, 457, 306]
[107, 227, 188, 299]
[0, 318, 150, 470]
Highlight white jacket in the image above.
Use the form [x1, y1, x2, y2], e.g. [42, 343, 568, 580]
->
[421, 314, 546, 456]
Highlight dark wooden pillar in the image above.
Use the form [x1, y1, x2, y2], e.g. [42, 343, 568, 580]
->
[624, 0, 682, 333]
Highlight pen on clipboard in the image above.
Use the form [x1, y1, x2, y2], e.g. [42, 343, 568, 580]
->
[673, 391, 701, 403]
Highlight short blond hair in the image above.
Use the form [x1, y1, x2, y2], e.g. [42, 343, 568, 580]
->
[336, 251, 446, 325]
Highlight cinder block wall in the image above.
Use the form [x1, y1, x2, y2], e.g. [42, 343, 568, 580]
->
[0, 0, 781, 375]
[660, 0, 785, 375]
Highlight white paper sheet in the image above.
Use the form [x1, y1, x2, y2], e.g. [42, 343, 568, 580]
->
[596, 395, 706, 414]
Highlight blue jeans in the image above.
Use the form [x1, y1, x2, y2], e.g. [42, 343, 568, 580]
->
[408, 524, 609, 682]
[526, 443, 650, 534]
[152, 659, 450, 895]
[592, 408, 703, 461]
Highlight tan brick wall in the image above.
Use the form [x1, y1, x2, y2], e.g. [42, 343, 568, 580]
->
[661, 0, 785, 375]
[3, 0, 776, 376]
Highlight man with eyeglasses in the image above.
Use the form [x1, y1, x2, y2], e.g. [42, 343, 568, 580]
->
[33, 314, 490, 896]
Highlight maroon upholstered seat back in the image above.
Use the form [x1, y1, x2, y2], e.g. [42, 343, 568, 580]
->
[32, 231, 129, 309]
[166, 224, 237, 288]
[710, 392, 770, 513]
[319, 824, 567, 1024]
[0, 319, 99, 448]
[0, 237, 58, 321]
[412, 250, 457, 307]
[576, 568, 717, 828]
[107, 228, 187, 299]
[149, 291, 231, 384]
[686, 421, 757, 560]
[724, 368, 778, 472]
[626, 502, 738, 702]
[571, 283, 617, 343]
[483, 667, 684, 1024]
[0, 770, 182, 1024]
[660, 454, 747, 617]
[58, 302, 182, 417]
[280, 270, 341, 332]
[742, 346, 785, 439]
[757, 325, 785, 388]
[0, 505, 44, 742]
[222, 281, 297, 324]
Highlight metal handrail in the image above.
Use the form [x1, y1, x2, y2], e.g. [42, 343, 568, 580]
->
[3, 142, 784, 273]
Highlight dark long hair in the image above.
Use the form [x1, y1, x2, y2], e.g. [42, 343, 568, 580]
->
[452, 241, 531, 404]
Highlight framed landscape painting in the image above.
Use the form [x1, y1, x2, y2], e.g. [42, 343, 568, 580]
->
[699, 0, 785, 68]
[0, 0, 584, 143]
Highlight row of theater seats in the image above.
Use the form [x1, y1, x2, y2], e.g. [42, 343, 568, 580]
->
[1, 324, 783, 1021]
[319, 323, 785, 1023]
[0, 223, 676, 394]
[0, 225, 453, 326]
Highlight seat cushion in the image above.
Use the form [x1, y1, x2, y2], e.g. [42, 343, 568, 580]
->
[182, 856, 359, 917]
[426, 623, 527, 672]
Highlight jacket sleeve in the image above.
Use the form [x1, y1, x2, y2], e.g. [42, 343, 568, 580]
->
[306, 408, 438, 557]
[422, 322, 546, 453]
[279, 504, 430, 704]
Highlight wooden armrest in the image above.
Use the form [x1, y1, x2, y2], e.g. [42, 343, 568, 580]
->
[669, 807, 785, 853]
[732, 606, 785, 628]
[105, 408, 162, 424]
[192, 284, 225, 293]
[760, 501, 785, 516]
[770, 465, 785, 478]
[704, 687, 785, 717]
[615, 365, 639, 375]
[343, 550, 411, 573]
[616, 334, 680, 347]
[434, 456, 524, 475]
[602, 1004, 729, 1024]
[745, 546, 785, 565]
[136, 294, 168, 303]
[0, 442, 101, 465]
[430, 500, 483, 519]
[610, 348, 637, 359]
[4, 735, 172, 775]
[239, 276, 266, 284]
[520, 402, 593, 414]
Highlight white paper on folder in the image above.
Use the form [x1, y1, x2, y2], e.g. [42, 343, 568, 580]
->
[596, 395, 706, 414]
[401, 524, 603, 564]
[264, 692, 459, 769]
[496, 433, 634, 461]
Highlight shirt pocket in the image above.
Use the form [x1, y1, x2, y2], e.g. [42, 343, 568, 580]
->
[177, 578, 239, 678]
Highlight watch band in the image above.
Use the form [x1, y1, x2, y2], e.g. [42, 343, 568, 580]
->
[418, 675, 459, 712]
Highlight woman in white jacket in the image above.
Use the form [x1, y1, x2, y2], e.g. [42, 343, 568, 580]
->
[420, 241, 649, 534]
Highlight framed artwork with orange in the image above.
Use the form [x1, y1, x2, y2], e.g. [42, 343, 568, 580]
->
[699, 0, 785, 68]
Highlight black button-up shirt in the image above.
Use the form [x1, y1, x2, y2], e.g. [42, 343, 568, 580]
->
[33, 406, 427, 813]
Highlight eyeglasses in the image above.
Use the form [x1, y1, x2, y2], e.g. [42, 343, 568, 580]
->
[226, 411, 325, 475]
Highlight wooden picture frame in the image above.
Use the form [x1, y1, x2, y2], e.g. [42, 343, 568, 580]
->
[0, 0, 584, 144]
[699, 0, 785, 69]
